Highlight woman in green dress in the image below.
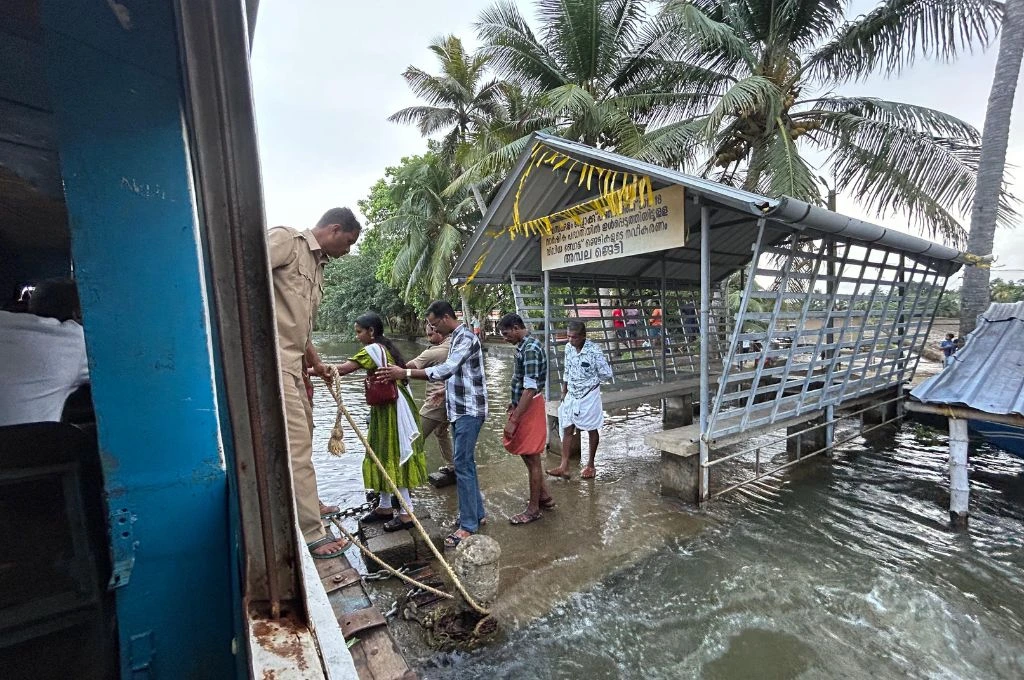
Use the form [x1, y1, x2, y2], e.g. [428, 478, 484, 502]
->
[330, 312, 428, 531]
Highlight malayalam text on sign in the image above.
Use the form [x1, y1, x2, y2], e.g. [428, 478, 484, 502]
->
[540, 184, 686, 271]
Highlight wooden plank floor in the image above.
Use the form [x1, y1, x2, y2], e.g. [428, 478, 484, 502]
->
[314, 553, 415, 680]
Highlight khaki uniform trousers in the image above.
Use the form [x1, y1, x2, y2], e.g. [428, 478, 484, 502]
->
[420, 414, 453, 465]
[282, 370, 324, 543]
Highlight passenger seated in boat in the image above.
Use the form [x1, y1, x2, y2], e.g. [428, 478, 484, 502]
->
[0, 279, 90, 426]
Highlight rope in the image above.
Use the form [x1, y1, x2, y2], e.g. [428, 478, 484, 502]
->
[323, 367, 491, 615]
[327, 517, 452, 602]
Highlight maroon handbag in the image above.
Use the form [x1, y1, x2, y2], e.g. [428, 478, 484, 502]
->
[365, 346, 399, 406]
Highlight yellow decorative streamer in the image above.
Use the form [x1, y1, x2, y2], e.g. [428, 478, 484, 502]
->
[462, 142, 659, 288]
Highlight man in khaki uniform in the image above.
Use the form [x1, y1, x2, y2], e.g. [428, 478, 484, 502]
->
[269, 207, 360, 558]
[406, 323, 453, 472]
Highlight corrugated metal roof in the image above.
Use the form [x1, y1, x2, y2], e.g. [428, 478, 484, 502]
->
[451, 133, 967, 284]
[910, 302, 1024, 417]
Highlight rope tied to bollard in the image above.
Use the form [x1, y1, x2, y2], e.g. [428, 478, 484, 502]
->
[323, 366, 491, 617]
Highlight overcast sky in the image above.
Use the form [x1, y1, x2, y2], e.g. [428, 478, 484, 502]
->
[250, 0, 1024, 285]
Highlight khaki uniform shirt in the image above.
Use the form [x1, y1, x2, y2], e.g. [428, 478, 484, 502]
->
[268, 227, 328, 377]
[407, 337, 451, 421]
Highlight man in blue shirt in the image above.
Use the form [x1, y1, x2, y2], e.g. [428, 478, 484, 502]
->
[379, 300, 487, 548]
[940, 333, 956, 367]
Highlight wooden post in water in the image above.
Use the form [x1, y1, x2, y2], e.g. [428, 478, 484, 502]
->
[948, 417, 970, 528]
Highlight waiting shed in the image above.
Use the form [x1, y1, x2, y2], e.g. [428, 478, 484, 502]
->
[452, 133, 971, 503]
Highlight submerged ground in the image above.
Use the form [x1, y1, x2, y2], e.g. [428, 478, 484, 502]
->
[312, 334, 1024, 679]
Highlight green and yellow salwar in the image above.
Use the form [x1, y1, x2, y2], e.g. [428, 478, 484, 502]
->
[350, 345, 428, 491]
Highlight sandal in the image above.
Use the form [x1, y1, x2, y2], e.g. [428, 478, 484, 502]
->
[539, 497, 557, 510]
[510, 511, 542, 526]
[383, 516, 415, 533]
[449, 515, 487, 529]
[307, 535, 350, 560]
[444, 530, 472, 549]
[360, 509, 393, 524]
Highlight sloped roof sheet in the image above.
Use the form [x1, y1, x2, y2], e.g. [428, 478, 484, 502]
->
[451, 133, 967, 285]
[910, 302, 1024, 417]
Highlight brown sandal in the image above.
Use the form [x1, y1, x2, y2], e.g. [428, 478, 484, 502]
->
[509, 511, 542, 525]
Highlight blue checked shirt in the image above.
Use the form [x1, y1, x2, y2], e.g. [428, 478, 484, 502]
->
[424, 324, 488, 420]
[511, 334, 547, 406]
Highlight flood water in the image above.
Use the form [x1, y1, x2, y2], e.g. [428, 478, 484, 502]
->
[311, 336, 1024, 679]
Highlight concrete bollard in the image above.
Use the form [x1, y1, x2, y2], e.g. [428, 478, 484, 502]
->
[452, 534, 500, 611]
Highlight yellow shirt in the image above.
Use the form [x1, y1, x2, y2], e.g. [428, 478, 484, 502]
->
[268, 227, 328, 376]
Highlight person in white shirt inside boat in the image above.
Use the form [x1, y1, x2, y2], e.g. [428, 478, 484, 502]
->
[0, 278, 90, 427]
[547, 320, 613, 480]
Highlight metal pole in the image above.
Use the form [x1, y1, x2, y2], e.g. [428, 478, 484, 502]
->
[660, 253, 667, 383]
[699, 205, 711, 503]
[544, 269, 551, 407]
[949, 417, 969, 528]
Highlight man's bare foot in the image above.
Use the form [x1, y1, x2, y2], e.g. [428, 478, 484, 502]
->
[320, 501, 340, 516]
[580, 465, 596, 479]
[545, 467, 570, 479]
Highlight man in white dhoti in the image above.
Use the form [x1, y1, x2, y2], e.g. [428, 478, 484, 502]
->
[547, 320, 613, 480]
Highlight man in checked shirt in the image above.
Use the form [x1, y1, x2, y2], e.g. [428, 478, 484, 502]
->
[378, 300, 487, 549]
[499, 313, 556, 525]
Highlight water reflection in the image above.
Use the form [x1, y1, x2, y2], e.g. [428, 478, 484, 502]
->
[310, 337, 1024, 679]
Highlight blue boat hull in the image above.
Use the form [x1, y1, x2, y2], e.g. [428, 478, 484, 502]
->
[969, 421, 1024, 458]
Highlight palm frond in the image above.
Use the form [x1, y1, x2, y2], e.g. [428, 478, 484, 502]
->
[704, 75, 784, 139]
[750, 123, 820, 199]
[477, 0, 567, 90]
[805, 0, 1002, 84]
[812, 109, 1005, 222]
[663, 0, 757, 72]
[798, 96, 980, 141]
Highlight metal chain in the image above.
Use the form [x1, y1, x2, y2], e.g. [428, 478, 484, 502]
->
[320, 500, 376, 521]
[362, 565, 409, 582]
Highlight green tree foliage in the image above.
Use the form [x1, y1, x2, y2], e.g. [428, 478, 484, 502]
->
[990, 277, 1024, 303]
[455, 0, 1007, 246]
[385, 152, 480, 300]
[388, 35, 503, 163]
[316, 216, 419, 336]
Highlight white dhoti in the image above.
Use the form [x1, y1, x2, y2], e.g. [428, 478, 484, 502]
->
[558, 388, 604, 432]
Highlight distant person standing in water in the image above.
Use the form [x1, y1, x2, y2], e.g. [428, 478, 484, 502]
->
[269, 207, 360, 559]
[940, 333, 956, 367]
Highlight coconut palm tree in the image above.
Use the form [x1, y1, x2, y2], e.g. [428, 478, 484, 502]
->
[464, 0, 1006, 245]
[453, 0, 716, 189]
[389, 35, 503, 162]
[384, 152, 479, 300]
[960, 0, 1024, 337]
[657, 0, 1010, 244]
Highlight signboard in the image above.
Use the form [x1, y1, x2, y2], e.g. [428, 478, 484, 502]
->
[540, 185, 686, 271]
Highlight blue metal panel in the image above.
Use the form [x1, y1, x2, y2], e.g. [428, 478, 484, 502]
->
[41, 2, 240, 677]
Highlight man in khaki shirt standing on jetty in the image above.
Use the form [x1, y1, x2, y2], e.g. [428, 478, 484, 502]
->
[406, 322, 454, 475]
[268, 207, 361, 558]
